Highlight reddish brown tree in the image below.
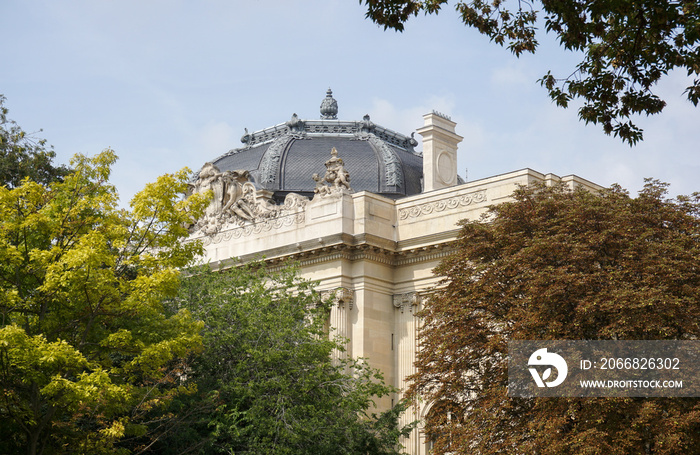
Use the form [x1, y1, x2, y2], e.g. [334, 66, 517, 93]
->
[409, 181, 700, 454]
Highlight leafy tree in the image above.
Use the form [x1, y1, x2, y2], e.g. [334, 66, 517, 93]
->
[0, 150, 209, 455]
[0, 94, 70, 187]
[409, 181, 700, 454]
[151, 263, 413, 455]
[360, 0, 700, 145]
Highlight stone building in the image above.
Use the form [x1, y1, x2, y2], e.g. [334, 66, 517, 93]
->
[187, 90, 601, 454]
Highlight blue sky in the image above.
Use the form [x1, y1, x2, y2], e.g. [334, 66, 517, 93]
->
[3, 0, 699, 204]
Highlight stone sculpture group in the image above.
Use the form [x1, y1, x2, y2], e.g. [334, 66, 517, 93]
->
[188, 147, 351, 235]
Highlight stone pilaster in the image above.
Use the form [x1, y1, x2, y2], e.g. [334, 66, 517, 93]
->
[323, 287, 353, 362]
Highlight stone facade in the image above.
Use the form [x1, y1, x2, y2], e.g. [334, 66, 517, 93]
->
[188, 100, 601, 454]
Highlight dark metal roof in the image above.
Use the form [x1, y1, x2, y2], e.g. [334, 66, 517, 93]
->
[209, 114, 424, 200]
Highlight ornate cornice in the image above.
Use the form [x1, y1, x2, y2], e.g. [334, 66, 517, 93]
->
[394, 247, 455, 266]
[350, 244, 396, 265]
[398, 190, 487, 220]
[262, 239, 456, 270]
[278, 244, 396, 267]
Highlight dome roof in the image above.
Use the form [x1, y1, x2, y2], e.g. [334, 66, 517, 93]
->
[207, 91, 423, 201]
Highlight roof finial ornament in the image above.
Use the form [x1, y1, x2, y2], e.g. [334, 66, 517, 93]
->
[320, 88, 338, 120]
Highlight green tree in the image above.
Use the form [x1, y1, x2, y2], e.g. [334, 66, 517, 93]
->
[0, 95, 70, 187]
[409, 181, 700, 454]
[152, 263, 413, 455]
[360, 0, 700, 145]
[0, 150, 209, 455]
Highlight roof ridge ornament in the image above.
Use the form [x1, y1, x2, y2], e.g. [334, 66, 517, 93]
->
[286, 113, 305, 133]
[241, 128, 251, 145]
[360, 114, 375, 133]
[320, 88, 338, 120]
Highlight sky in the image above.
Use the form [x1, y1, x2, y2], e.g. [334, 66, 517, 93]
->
[2, 0, 699, 205]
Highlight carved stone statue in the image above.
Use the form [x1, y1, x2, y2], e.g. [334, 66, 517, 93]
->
[188, 162, 308, 235]
[221, 170, 256, 220]
[320, 147, 352, 193]
[312, 173, 331, 196]
[189, 163, 227, 232]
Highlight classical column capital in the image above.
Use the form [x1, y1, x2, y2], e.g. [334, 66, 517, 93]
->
[322, 287, 354, 310]
[393, 292, 421, 313]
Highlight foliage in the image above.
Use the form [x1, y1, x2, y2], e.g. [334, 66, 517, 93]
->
[409, 181, 700, 454]
[0, 94, 71, 188]
[0, 150, 210, 455]
[152, 263, 414, 455]
[360, 0, 700, 145]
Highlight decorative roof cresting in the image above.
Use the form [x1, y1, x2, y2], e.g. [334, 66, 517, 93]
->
[320, 88, 338, 119]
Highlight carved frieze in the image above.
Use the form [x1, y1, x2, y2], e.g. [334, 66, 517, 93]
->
[398, 190, 487, 220]
[200, 211, 306, 245]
